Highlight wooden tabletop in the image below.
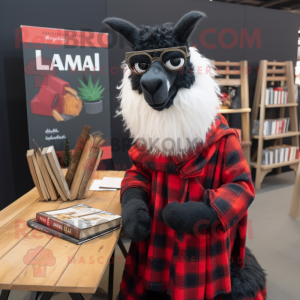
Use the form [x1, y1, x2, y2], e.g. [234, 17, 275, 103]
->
[0, 170, 125, 294]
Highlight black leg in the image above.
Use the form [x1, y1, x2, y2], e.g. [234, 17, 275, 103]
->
[0, 290, 10, 300]
[39, 292, 54, 300]
[29, 291, 39, 300]
[118, 238, 128, 259]
[107, 250, 115, 300]
[69, 293, 85, 300]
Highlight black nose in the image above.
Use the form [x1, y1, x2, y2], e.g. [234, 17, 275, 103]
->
[140, 62, 169, 106]
[141, 77, 163, 95]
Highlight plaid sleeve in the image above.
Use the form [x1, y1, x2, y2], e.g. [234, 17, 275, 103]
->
[208, 134, 255, 232]
[120, 164, 152, 203]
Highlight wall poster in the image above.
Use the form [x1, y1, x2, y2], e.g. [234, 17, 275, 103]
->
[21, 26, 112, 161]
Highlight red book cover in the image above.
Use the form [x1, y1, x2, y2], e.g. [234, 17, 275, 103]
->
[278, 120, 283, 134]
[274, 88, 283, 104]
[49, 219, 64, 233]
[36, 204, 121, 240]
[36, 214, 50, 227]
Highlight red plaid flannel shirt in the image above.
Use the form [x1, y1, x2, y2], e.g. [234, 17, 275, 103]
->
[120, 114, 255, 300]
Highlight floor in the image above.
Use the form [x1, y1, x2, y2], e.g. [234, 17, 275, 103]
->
[1, 171, 300, 299]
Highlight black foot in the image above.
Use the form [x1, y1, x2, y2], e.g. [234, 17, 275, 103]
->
[228, 247, 266, 300]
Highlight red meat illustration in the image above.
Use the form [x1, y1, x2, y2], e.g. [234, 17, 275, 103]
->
[29, 74, 82, 119]
[23, 246, 56, 277]
[24, 57, 58, 88]
[30, 74, 70, 116]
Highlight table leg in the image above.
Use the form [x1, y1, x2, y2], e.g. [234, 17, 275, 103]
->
[107, 250, 115, 300]
[0, 290, 10, 300]
[29, 291, 39, 300]
[39, 292, 54, 300]
[69, 293, 85, 300]
[118, 238, 128, 259]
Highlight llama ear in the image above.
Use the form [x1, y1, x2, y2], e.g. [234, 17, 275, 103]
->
[173, 11, 206, 43]
[103, 17, 139, 45]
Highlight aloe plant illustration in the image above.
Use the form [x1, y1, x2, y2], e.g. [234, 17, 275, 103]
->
[77, 75, 105, 102]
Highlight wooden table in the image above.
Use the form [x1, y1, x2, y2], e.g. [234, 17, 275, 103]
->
[0, 170, 126, 300]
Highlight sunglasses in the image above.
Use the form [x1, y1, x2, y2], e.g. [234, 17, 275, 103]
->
[125, 46, 190, 75]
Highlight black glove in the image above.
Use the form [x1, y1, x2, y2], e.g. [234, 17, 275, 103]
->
[121, 188, 152, 242]
[162, 201, 219, 234]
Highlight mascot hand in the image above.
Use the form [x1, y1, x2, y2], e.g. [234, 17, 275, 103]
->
[162, 201, 219, 234]
[121, 188, 152, 242]
[122, 199, 152, 242]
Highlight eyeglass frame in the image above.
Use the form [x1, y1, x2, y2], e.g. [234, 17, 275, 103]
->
[125, 46, 190, 75]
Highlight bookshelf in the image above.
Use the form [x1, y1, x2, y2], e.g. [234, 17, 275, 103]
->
[252, 131, 300, 140]
[212, 60, 251, 165]
[250, 60, 299, 190]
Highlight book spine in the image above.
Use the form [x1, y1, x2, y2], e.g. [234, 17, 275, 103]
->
[36, 212, 81, 239]
[77, 147, 100, 199]
[271, 88, 274, 104]
[49, 218, 64, 233]
[65, 125, 91, 187]
[265, 89, 269, 105]
[271, 122, 276, 135]
[83, 149, 103, 198]
[27, 219, 80, 245]
[36, 213, 51, 227]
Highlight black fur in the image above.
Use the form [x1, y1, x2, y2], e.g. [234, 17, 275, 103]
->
[220, 247, 267, 300]
[121, 188, 152, 242]
[228, 247, 267, 300]
[129, 21, 198, 109]
[103, 17, 139, 45]
[162, 201, 219, 234]
[173, 11, 206, 43]
[103, 12, 205, 110]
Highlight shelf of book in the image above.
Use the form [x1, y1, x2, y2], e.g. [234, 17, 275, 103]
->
[250, 158, 300, 170]
[259, 103, 298, 108]
[252, 131, 300, 140]
[219, 108, 251, 114]
[250, 60, 299, 190]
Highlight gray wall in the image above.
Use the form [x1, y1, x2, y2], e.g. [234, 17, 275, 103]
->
[0, 0, 299, 210]
[0, 0, 107, 210]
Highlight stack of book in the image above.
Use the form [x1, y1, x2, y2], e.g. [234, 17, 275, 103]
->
[262, 145, 300, 165]
[27, 204, 121, 245]
[265, 87, 288, 105]
[252, 118, 290, 136]
[27, 125, 104, 201]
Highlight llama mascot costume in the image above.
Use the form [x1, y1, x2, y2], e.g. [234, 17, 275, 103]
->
[104, 11, 267, 300]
